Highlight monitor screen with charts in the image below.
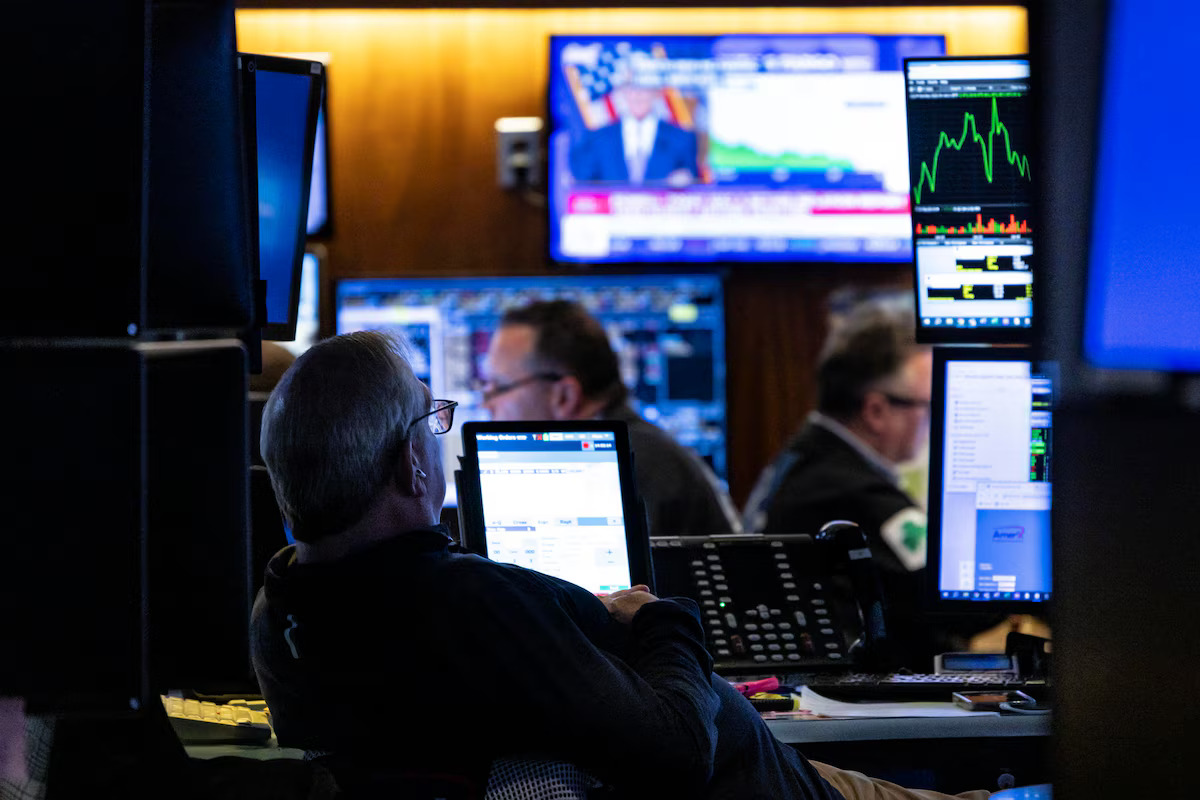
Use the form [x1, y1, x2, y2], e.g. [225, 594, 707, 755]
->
[905, 56, 1034, 343]
[457, 420, 652, 596]
[335, 272, 727, 505]
[927, 348, 1053, 613]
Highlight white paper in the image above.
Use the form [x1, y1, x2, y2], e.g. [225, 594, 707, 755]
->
[799, 686, 1002, 718]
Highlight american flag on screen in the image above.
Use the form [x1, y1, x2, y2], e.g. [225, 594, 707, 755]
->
[560, 41, 694, 131]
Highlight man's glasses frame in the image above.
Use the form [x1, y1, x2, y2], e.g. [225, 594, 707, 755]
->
[478, 372, 564, 404]
[405, 399, 458, 437]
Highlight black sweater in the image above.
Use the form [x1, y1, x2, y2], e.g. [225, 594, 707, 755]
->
[251, 526, 842, 800]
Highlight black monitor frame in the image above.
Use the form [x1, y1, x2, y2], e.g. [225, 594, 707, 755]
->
[456, 419, 655, 594]
[904, 54, 1035, 346]
[925, 345, 1053, 616]
[239, 52, 324, 342]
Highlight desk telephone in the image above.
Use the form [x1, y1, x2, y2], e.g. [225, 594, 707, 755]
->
[649, 522, 887, 675]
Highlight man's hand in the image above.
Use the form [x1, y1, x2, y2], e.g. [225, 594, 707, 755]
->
[600, 584, 659, 625]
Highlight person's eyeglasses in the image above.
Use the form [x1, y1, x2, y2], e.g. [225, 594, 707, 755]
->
[405, 399, 458, 437]
[881, 392, 931, 410]
[478, 372, 564, 404]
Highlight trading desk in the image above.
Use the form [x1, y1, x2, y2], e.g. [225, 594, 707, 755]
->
[766, 712, 1049, 743]
[767, 713, 1051, 793]
[188, 713, 1050, 793]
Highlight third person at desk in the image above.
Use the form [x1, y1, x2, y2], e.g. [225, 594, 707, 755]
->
[480, 299, 740, 538]
[743, 298, 995, 669]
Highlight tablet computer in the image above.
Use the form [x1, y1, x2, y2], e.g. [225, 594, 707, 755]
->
[457, 420, 653, 595]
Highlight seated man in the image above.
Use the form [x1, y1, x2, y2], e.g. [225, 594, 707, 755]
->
[251, 330, 990, 800]
[481, 299, 739, 537]
[743, 300, 984, 668]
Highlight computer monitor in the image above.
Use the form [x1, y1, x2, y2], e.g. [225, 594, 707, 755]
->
[239, 53, 324, 341]
[547, 33, 946, 266]
[904, 57, 1034, 343]
[926, 347, 1053, 614]
[335, 273, 727, 504]
[1079, 13, 1200, 374]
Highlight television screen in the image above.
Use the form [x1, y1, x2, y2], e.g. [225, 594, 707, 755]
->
[547, 33, 945, 266]
[904, 56, 1033, 343]
[241, 53, 323, 341]
[335, 273, 727, 505]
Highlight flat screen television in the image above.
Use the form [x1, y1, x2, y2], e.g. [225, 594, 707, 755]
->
[239, 52, 324, 341]
[546, 33, 945, 266]
[904, 56, 1034, 344]
[335, 273, 727, 505]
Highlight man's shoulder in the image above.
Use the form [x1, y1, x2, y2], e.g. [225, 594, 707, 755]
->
[770, 423, 911, 511]
[778, 423, 864, 474]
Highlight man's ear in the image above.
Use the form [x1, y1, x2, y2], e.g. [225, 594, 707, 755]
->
[393, 437, 426, 498]
[549, 376, 584, 420]
[860, 391, 890, 435]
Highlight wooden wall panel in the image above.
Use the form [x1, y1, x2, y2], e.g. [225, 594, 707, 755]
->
[235, 7, 1027, 506]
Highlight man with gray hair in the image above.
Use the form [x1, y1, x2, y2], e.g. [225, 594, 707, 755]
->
[250, 330, 994, 800]
[250, 330, 842, 798]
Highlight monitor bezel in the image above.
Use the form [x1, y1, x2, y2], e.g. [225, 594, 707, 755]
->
[925, 345, 1052, 615]
[903, 54, 1035, 346]
[240, 52, 324, 342]
[456, 419, 655, 593]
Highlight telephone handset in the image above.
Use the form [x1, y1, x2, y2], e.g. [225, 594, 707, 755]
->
[649, 522, 883, 675]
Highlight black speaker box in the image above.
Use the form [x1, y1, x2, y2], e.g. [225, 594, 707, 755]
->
[5, 0, 253, 338]
[0, 341, 252, 713]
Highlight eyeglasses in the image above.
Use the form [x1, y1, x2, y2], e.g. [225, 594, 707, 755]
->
[405, 399, 458, 437]
[881, 392, 931, 410]
[478, 372, 564, 404]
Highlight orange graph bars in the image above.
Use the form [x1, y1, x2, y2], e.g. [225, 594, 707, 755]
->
[915, 214, 1031, 236]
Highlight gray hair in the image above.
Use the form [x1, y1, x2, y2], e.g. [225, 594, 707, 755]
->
[816, 299, 923, 421]
[260, 330, 428, 542]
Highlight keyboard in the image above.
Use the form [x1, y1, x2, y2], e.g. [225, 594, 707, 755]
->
[161, 694, 274, 744]
[774, 672, 1050, 703]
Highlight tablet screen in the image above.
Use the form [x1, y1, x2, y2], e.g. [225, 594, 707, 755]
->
[460, 422, 648, 595]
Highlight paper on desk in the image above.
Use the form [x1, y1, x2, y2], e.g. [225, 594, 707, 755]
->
[799, 686, 1001, 718]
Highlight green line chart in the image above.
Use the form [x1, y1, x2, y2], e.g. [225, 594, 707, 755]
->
[911, 97, 1032, 205]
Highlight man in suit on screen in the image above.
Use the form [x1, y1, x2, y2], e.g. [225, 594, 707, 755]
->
[569, 79, 699, 187]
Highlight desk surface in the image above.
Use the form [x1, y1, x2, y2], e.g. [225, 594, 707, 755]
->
[186, 713, 1049, 760]
[765, 713, 1050, 744]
